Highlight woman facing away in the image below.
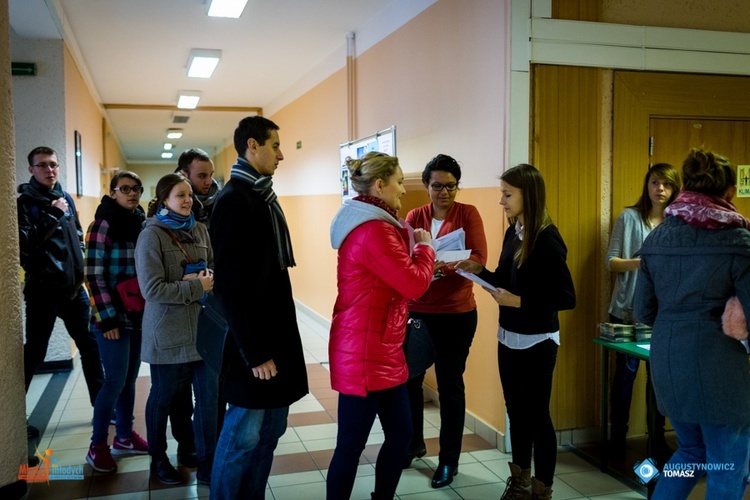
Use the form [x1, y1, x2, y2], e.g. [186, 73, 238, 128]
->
[454, 163, 576, 500]
[327, 152, 435, 500]
[403, 154, 488, 488]
[84, 171, 148, 473]
[635, 148, 750, 499]
[135, 173, 218, 486]
[606, 163, 681, 461]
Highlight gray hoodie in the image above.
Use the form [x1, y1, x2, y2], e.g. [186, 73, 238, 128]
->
[330, 199, 403, 249]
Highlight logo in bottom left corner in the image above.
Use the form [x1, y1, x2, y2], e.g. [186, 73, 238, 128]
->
[634, 457, 660, 484]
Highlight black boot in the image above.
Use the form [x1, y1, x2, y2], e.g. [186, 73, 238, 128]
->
[150, 456, 183, 485]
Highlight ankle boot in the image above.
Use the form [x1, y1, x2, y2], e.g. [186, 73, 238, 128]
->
[501, 462, 532, 500]
[531, 476, 553, 500]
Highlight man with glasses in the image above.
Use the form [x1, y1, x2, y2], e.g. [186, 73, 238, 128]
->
[17, 146, 104, 440]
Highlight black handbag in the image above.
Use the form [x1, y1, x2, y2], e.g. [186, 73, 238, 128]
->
[403, 318, 435, 379]
[196, 292, 228, 373]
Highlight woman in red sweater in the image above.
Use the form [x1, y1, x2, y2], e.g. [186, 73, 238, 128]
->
[404, 154, 488, 489]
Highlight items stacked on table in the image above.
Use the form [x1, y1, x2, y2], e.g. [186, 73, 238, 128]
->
[599, 323, 635, 342]
[634, 324, 652, 342]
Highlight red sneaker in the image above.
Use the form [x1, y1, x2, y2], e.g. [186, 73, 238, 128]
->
[86, 442, 117, 473]
[112, 431, 148, 455]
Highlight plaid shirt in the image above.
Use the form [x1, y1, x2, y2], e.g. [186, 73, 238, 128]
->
[84, 218, 139, 333]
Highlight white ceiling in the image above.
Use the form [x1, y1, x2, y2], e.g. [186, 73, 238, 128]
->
[9, 0, 434, 163]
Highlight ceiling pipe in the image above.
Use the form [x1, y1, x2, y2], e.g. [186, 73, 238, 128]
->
[346, 32, 356, 141]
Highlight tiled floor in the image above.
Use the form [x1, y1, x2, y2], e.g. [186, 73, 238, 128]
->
[23, 308, 651, 499]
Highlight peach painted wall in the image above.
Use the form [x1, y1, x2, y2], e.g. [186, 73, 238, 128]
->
[265, 0, 510, 432]
[63, 43, 105, 228]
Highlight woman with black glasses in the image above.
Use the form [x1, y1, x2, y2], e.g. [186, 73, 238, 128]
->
[404, 154, 488, 489]
[84, 172, 148, 473]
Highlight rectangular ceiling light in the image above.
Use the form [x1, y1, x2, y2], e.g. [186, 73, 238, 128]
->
[164, 143, 174, 150]
[177, 91, 201, 109]
[166, 129, 183, 139]
[207, 0, 248, 18]
[161, 152, 174, 159]
[187, 49, 221, 78]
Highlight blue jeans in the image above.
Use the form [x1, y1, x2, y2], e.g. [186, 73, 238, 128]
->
[653, 420, 750, 499]
[146, 361, 218, 462]
[327, 384, 412, 500]
[91, 327, 142, 444]
[210, 404, 289, 499]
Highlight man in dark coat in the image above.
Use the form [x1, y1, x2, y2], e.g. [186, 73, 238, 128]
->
[18, 146, 104, 437]
[209, 117, 308, 499]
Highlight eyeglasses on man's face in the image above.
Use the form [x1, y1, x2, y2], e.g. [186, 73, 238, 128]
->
[429, 182, 458, 192]
[114, 185, 144, 195]
[32, 163, 60, 170]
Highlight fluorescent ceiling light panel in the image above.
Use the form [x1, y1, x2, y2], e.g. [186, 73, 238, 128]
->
[187, 49, 221, 78]
[166, 129, 183, 139]
[207, 0, 248, 18]
[177, 91, 201, 109]
[161, 152, 174, 159]
[163, 143, 174, 150]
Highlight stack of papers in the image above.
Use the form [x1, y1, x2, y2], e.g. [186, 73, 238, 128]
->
[434, 229, 470, 262]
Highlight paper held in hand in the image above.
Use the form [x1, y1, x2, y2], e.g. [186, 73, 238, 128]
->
[455, 269, 497, 290]
[434, 229, 471, 262]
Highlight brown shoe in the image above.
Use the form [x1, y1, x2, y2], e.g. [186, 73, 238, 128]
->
[501, 462, 532, 500]
[531, 476, 553, 500]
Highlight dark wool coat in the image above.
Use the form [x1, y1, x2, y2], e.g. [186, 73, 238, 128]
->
[635, 216, 750, 426]
[209, 178, 308, 409]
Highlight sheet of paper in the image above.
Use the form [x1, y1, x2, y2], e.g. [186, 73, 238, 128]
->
[455, 269, 496, 289]
[436, 249, 471, 262]
[636, 344, 651, 351]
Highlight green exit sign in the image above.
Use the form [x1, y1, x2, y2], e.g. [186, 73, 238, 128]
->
[12, 62, 36, 76]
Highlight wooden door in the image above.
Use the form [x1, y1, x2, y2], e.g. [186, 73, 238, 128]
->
[650, 118, 750, 217]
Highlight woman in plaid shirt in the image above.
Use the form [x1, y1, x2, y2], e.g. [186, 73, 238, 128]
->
[84, 171, 148, 473]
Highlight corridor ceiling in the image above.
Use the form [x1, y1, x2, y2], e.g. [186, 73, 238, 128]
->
[9, 0, 431, 163]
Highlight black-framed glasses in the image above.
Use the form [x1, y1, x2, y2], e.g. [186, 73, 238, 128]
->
[114, 185, 144, 195]
[429, 182, 458, 192]
[32, 163, 59, 170]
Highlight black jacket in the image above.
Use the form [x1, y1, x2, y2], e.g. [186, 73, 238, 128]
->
[209, 176, 308, 409]
[18, 179, 84, 297]
[479, 224, 576, 334]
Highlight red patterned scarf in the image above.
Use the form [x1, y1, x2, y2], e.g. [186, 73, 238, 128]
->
[664, 190, 750, 230]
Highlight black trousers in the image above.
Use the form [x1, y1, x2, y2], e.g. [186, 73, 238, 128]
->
[498, 338, 558, 486]
[23, 285, 103, 405]
[406, 309, 477, 467]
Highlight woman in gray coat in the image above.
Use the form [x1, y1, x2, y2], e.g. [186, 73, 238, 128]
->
[635, 148, 750, 499]
[135, 173, 217, 486]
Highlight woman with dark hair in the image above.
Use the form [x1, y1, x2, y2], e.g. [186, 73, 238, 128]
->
[635, 148, 750, 499]
[606, 163, 681, 460]
[403, 154, 487, 488]
[84, 171, 147, 473]
[455, 164, 575, 500]
[135, 173, 217, 485]
[327, 152, 434, 499]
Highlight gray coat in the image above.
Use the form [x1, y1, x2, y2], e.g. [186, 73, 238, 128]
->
[135, 217, 213, 364]
[635, 216, 750, 426]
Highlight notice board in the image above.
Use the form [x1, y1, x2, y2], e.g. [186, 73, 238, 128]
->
[339, 126, 396, 203]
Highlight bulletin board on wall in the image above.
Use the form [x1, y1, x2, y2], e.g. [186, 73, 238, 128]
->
[339, 126, 396, 203]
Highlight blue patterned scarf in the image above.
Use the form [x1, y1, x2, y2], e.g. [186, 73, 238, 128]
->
[231, 156, 296, 270]
[156, 209, 196, 231]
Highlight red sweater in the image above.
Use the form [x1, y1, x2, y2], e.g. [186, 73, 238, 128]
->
[406, 202, 488, 313]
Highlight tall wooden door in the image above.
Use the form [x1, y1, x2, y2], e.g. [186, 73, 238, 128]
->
[650, 118, 750, 217]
